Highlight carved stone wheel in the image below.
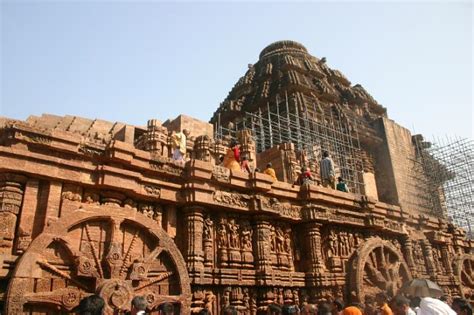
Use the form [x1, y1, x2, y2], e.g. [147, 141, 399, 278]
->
[348, 238, 412, 302]
[455, 254, 474, 302]
[5, 206, 191, 315]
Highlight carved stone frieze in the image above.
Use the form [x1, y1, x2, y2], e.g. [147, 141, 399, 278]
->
[213, 190, 251, 209]
[143, 184, 161, 197]
[211, 166, 231, 183]
[15, 131, 52, 145]
[149, 159, 184, 176]
[260, 196, 301, 219]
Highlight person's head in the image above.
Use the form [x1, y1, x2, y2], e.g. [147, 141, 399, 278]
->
[77, 295, 105, 315]
[409, 296, 421, 309]
[440, 295, 449, 302]
[318, 302, 332, 315]
[223, 306, 238, 315]
[282, 305, 298, 315]
[230, 140, 238, 148]
[338, 177, 344, 182]
[268, 303, 282, 315]
[342, 306, 362, 315]
[393, 295, 410, 315]
[452, 298, 472, 315]
[323, 151, 329, 158]
[199, 308, 211, 315]
[255, 168, 261, 173]
[375, 292, 389, 306]
[267, 163, 273, 168]
[159, 302, 175, 315]
[332, 299, 344, 313]
[183, 129, 190, 137]
[306, 167, 311, 173]
[131, 296, 147, 314]
[301, 304, 318, 315]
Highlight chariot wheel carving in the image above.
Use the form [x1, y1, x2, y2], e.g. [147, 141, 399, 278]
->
[455, 254, 474, 302]
[348, 238, 412, 303]
[5, 206, 191, 314]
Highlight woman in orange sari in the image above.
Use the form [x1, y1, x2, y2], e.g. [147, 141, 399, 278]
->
[223, 140, 241, 172]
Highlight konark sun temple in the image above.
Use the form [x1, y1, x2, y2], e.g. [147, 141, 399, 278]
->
[0, 40, 472, 314]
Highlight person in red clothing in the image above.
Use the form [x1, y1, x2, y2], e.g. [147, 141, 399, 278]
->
[240, 156, 252, 173]
[223, 140, 241, 172]
[301, 167, 314, 185]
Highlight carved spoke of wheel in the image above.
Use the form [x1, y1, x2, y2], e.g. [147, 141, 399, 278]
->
[361, 243, 409, 298]
[37, 259, 91, 292]
[461, 259, 474, 287]
[23, 288, 88, 311]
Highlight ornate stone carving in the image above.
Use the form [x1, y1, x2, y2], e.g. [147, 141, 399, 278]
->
[144, 184, 161, 197]
[0, 175, 25, 254]
[211, 166, 231, 183]
[5, 208, 191, 314]
[203, 215, 214, 267]
[241, 222, 254, 268]
[213, 190, 251, 208]
[348, 238, 412, 302]
[260, 196, 301, 219]
[16, 131, 52, 145]
[61, 184, 82, 202]
[194, 135, 212, 162]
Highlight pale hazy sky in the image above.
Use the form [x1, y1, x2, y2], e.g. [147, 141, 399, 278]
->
[1, 1, 472, 139]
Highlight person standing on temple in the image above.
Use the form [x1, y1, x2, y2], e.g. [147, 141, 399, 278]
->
[241, 156, 252, 173]
[223, 140, 241, 172]
[264, 163, 278, 181]
[336, 177, 349, 193]
[294, 167, 314, 186]
[320, 151, 336, 189]
[171, 129, 190, 162]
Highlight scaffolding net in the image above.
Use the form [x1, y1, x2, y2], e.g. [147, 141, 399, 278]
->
[215, 98, 365, 194]
[413, 136, 474, 237]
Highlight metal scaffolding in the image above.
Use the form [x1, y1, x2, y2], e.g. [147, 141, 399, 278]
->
[215, 96, 365, 194]
[413, 136, 474, 237]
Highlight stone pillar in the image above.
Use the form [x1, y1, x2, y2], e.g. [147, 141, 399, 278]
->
[164, 205, 177, 239]
[401, 236, 417, 276]
[146, 119, 169, 157]
[15, 179, 38, 254]
[184, 207, 204, 270]
[0, 174, 26, 255]
[253, 217, 273, 273]
[440, 242, 453, 275]
[203, 215, 214, 268]
[421, 239, 436, 277]
[305, 222, 325, 274]
[237, 130, 256, 169]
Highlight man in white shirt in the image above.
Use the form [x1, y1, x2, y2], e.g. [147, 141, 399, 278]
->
[417, 297, 456, 315]
[131, 296, 147, 315]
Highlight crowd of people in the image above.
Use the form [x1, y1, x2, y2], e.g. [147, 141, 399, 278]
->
[73, 292, 473, 314]
[217, 139, 349, 193]
[75, 295, 179, 314]
[169, 131, 350, 194]
[249, 293, 473, 315]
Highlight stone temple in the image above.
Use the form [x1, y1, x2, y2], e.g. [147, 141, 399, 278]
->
[0, 40, 472, 314]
